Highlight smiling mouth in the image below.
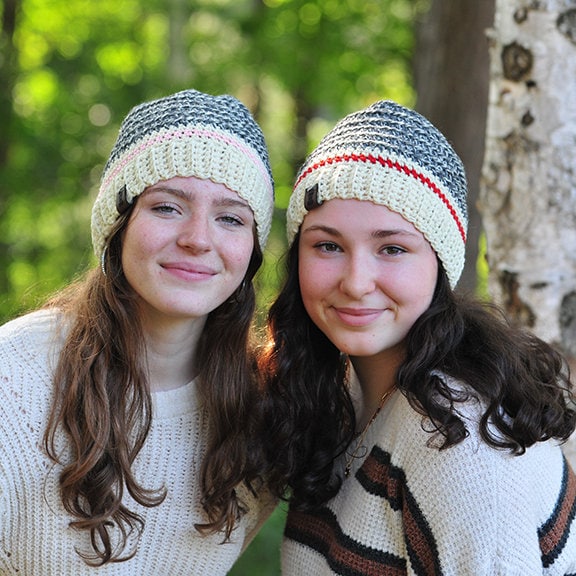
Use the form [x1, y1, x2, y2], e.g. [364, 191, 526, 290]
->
[333, 307, 384, 327]
[162, 263, 217, 280]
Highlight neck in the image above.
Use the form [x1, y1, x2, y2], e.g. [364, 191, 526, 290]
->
[350, 344, 405, 427]
[141, 314, 207, 392]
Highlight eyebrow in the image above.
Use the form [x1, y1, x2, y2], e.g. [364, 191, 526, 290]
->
[302, 224, 420, 239]
[144, 186, 252, 210]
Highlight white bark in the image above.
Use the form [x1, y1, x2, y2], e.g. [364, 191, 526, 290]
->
[480, 0, 576, 353]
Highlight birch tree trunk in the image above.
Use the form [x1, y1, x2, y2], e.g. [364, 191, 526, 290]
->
[481, 0, 576, 346]
[480, 0, 576, 463]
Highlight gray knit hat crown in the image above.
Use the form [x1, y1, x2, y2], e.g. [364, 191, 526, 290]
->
[92, 89, 274, 258]
[287, 100, 468, 287]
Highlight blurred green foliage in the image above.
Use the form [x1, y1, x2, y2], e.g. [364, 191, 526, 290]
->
[1, 0, 420, 572]
[229, 505, 287, 575]
[1, 0, 420, 323]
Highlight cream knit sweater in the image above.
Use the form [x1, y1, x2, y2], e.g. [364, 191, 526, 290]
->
[0, 310, 274, 575]
[283, 384, 576, 575]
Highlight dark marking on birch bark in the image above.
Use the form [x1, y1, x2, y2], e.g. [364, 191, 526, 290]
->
[558, 9, 576, 45]
[502, 42, 533, 81]
[499, 270, 536, 327]
[514, 8, 528, 24]
[521, 110, 534, 126]
[561, 291, 576, 357]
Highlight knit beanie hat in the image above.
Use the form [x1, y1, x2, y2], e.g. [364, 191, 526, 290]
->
[287, 100, 468, 288]
[91, 89, 274, 259]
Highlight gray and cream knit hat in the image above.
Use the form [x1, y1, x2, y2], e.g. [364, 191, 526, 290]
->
[287, 100, 468, 287]
[91, 89, 274, 259]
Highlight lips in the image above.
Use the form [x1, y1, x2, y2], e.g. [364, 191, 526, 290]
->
[333, 306, 384, 327]
[161, 262, 217, 280]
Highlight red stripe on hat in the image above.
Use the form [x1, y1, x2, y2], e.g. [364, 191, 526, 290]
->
[295, 153, 467, 244]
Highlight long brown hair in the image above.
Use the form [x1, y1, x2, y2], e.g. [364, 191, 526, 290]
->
[44, 205, 264, 565]
[259, 237, 576, 509]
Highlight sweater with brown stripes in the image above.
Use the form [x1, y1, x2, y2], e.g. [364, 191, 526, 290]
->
[283, 385, 576, 576]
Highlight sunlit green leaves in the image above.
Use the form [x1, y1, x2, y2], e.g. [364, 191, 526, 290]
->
[1, 0, 417, 329]
[96, 42, 144, 84]
[13, 68, 59, 116]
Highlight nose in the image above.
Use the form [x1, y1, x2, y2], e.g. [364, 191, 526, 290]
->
[177, 213, 212, 253]
[339, 254, 376, 299]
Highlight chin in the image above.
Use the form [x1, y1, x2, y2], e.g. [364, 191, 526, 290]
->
[338, 338, 405, 359]
[338, 344, 382, 357]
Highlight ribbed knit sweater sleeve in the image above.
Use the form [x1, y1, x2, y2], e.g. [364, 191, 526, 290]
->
[283, 389, 576, 576]
[0, 310, 275, 575]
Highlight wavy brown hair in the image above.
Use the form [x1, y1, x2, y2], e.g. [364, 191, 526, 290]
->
[43, 203, 264, 565]
[259, 236, 576, 509]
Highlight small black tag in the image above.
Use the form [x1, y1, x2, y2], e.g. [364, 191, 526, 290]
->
[116, 185, 131, 214]
[304, 183, 322, 210]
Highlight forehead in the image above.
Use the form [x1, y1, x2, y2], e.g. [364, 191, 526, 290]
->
[302, 198, 421, 234]
[144, 176, 252, 207]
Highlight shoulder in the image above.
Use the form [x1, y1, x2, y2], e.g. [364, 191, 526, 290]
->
[0, 308, 66, 399]
[0, 310, 65, 463]
[0, 308, 66, 354]
[364, 391, 575, 571]
[376, 386, 568, 513]
[0, 308, 63, 339]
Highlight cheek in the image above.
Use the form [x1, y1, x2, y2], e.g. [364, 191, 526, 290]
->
[224, 236, 255, 272]
[298, 258, 330, 310]
[421, 256, 439, 295]
[298, 256, 314, 300]
[407, 257, 438, 310]
[122, 216, 156, 256]
[121, 231, 145, 278]
[120, 228, 138, 268]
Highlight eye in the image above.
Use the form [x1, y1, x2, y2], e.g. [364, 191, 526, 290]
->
[380, 245, 406, 256]
[151, 202, 181, 215]
[218, 213, 245, 226]
[316, 241, 342, 253]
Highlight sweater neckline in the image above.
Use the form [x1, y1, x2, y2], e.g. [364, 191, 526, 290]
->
[151, 379, 198, 419]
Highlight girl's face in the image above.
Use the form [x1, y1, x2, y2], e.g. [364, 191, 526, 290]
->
[298, 198, 438, 361]
[122, 176, 255, 325]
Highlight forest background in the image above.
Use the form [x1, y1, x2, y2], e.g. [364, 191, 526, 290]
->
[3, 0, 576, 574]
[1, 0, 494, 325]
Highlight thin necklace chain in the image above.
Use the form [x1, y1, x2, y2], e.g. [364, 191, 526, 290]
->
[344, 386, 396, 478]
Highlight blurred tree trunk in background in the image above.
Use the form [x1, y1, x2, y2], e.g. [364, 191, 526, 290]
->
[413, 0, 495, 295]
[167, 0, 194, 85]
[479, 1, 576, 462]
[0, 0, 19, 298]
[0, 0, 18, 167]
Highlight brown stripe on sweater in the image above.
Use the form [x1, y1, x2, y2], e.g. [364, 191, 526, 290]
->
[358, 446, 442, 576]
[285, 506, 406, 576]
[539, 456, 576, 567]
